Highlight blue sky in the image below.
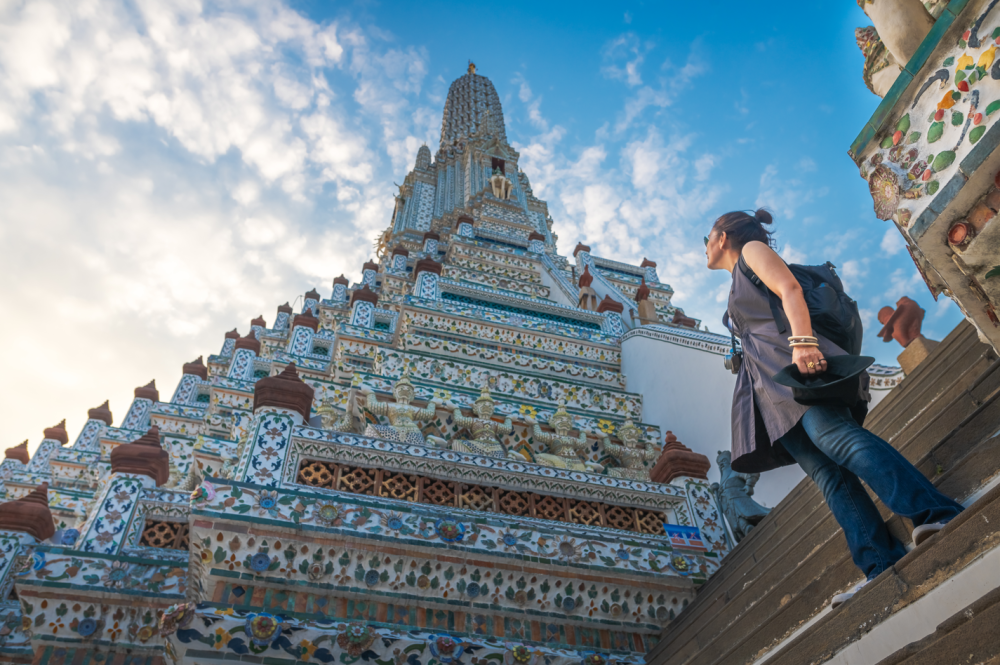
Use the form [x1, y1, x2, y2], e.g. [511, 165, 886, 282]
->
[0, 1, 962, 450]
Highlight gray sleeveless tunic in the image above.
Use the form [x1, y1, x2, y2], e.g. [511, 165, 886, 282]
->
[726, 259, 870, 474]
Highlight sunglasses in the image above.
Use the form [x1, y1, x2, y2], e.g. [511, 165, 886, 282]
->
[703, 235, 710, 247]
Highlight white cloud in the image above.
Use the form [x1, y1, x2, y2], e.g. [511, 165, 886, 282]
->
[780, 243, 807, 265]
[880, 226, 906, 256]
[756, 164, 827, 220]
[0, 0, 435, 451]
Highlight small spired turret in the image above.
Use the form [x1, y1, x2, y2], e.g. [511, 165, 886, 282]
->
[415, 144, 432, 170]
[440, 61, 508, 146]
[578, 265, 599, 311]
[634, 278, 658, 325]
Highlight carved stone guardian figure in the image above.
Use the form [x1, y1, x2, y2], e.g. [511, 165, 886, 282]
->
[711, 451, 770, 543]
[451, 385, 517, 458]
[361, 374, 446, 447]
[531, 401, 603, 473]
[316, 396, 356, 433]
[490, 168, 512, 200]
[602, 419, 659, 481]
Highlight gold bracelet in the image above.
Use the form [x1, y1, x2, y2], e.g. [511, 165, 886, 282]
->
[787, 336, 818, 344]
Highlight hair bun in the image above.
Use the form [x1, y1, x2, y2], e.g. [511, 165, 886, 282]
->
[753, 208, 774, 225]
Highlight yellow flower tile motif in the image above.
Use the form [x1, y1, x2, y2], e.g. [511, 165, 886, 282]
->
[518, 405, 537, 419]
[213, 627, 231, 649]
[597, 419, 615, 434]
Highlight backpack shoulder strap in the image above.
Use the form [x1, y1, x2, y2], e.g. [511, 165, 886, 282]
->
[737, 253, 788, 335]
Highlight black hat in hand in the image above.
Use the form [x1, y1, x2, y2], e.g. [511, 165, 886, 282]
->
[773, 355, 875, 408]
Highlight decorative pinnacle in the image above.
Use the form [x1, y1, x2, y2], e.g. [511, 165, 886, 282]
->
[468, 61, 476, 75]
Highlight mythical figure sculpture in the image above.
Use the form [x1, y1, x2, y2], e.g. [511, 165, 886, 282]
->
[531, 401, 603, 473]
[361, 374, 446, 447]
[316, 397, 356, 433]
[855, 26, 902, 98]
[877, 296, 925, 348]
[490, 168, 512, 200]
[711, 451, 770, 543]
[451, 385, 518, 459]
[602, 419, 659, 481]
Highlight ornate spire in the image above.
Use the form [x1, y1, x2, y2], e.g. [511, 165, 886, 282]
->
[635, 278, 651, 302]
[578, 265, 594, 288]
[234, 331, 261, 355]
[135, 380, 159, 401]
[182, 357, 208, 380]
[110, 426, 170, 485]
[5, 440, 29, 464]
[43, 419, 69, 444]
[88, 400, 114, 425]
[253, 363, 315, 420]
[440, 64, 507, 147]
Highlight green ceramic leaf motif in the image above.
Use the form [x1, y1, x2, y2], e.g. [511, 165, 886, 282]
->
[956, 70, 967, 84]
[952, 111, 965, 126]
[896, 114, 911, 133]
[987, 100, 1000, 116]
[970, 125, 986, 144]
[928, 121, 945, 143]
[927, 180, 941, 195]
[944, 56, 956, 66]
[880, 135, 894, 149]
[984, 266, 1000, 280]
[907, 131, 921, 144]
[931, 151, 956, 172]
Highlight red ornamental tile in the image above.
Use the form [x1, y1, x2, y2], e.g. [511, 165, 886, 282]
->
[974, 113, 984, 125]
[893, 130, 903, 145]
[958, 81, 970, 92]
[948, 221, 969, 245]
[935, 109, 945, 121]
[922, 169, 933, 182]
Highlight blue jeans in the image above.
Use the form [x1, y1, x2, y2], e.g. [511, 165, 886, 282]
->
[779, 405, 964, 580]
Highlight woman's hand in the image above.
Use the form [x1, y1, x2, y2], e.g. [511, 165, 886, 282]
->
[792, 345, 827, 376]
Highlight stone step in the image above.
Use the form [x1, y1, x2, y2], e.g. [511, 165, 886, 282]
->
[647, 324, 989, 662]
[873, 587, 1000, 665]
[645, 321, 1000, 665]
[766, 483, 1000, 665]
[863, 321, 983, 433]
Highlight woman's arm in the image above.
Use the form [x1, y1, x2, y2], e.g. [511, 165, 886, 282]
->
[741, 241, 827, 375]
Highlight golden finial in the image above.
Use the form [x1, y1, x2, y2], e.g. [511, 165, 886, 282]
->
[468, 60, 476, 75]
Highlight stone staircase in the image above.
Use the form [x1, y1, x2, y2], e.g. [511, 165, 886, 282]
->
[645, 321, 1000, 665]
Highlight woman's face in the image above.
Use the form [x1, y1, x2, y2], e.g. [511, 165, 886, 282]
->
[704, 228, 728, 270]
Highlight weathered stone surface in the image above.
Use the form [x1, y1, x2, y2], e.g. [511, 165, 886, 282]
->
[897, 335, 939, 374]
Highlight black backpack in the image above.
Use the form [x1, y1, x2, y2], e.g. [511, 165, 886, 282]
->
[738, 256, 864, 356]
